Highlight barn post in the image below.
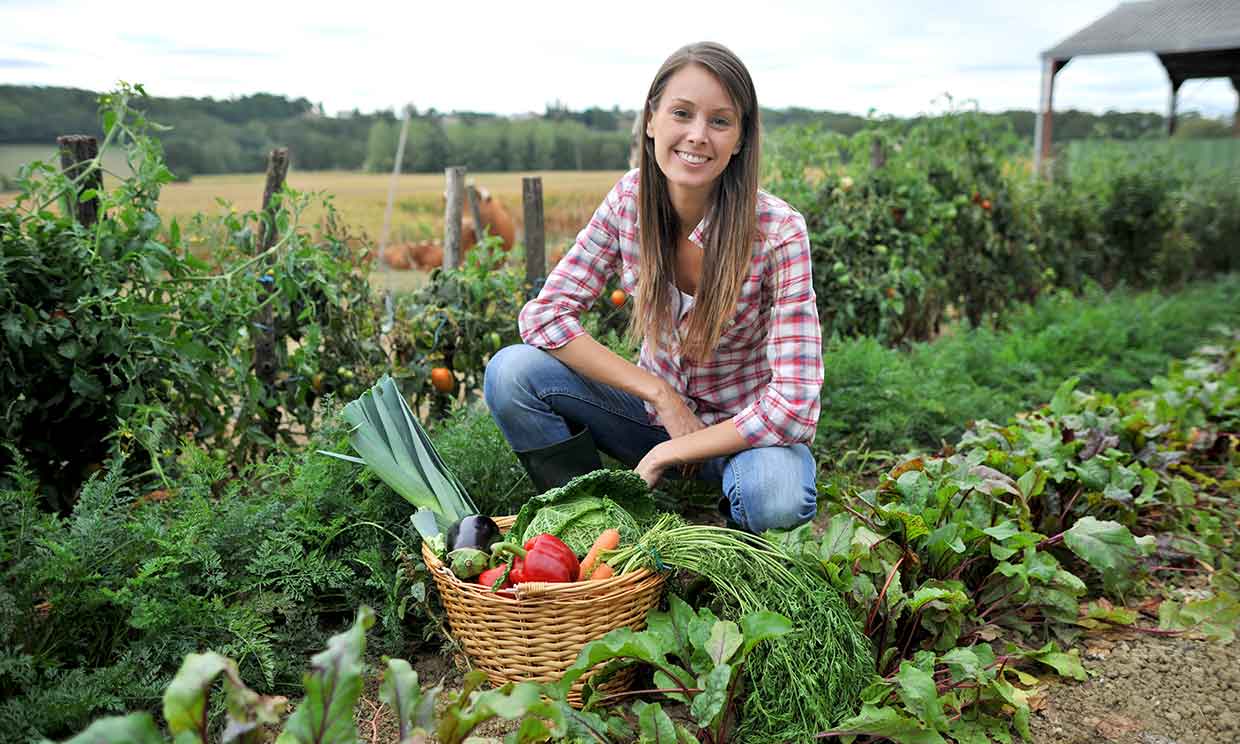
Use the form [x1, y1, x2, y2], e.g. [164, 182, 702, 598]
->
[443, 166, 465, 269]
[255, 147, 290, 446]
[56, 135, 102, 227]
[1167, 76, 1184, 137]
[1033, 57, 1067, 178]
[466, 183, 485, 246]
[1232, 76, 1240, 138]
[522, 176, 546, 290]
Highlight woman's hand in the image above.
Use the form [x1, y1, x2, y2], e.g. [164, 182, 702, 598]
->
[651, 384, 704, 439]
[635, 441, 674, 487]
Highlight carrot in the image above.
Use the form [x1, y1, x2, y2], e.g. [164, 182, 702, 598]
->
[578, 528, 621, 580]
[590, 563, 615, 580]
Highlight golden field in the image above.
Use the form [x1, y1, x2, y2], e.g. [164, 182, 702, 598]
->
[2, 164, 623, 250]
[1, 164, 625, 293]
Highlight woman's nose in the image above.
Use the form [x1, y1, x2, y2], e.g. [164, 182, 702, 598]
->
[687, 116, 709, 142]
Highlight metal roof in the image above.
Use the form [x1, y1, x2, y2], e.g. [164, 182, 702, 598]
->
[1042, 0, 1240, 59]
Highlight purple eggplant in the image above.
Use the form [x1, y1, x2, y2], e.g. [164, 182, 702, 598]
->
[446, 515, 501, 553]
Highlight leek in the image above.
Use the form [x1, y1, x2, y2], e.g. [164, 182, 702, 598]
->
[320, 375, 477, 532]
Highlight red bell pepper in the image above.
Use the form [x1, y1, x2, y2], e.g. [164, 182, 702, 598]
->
[477, 564, 513, 591]
[491, 534, 579, 584]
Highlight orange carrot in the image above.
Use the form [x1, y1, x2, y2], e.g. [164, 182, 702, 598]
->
[578, 528, 621, 580]
[590, 564, 615, 580]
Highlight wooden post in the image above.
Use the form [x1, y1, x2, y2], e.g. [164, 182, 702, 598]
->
[869, 137, 886, 170]
[379, 105, 412, 272]
[1033, 57, 1068, 178]
[57, 135, 102, 227]
[522, 176, 545, 287]
[467, 184, 485, 244]
[255, 147, 289, 444]
[629, 109, 644, 169]
[1167, 77, 1183, 137]
[1232, 77, 1240, 138]
[443, 166, 465, 269]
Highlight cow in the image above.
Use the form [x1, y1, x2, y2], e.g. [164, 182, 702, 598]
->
[379, 186, 517, 271]
[458, 186, 516, 254]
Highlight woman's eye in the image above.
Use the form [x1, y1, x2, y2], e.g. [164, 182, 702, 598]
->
[711, 117, 733, 127]
[671, 109, 690, 119]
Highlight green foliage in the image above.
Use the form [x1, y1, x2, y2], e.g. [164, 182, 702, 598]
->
[0, 414, 427, 742]
[766, 111, 1239, 347]
[389, 239, 526, 411]
[54, 607, 562, 744]
[815, 276, 1240, 459]
[426, 403, 535, 517]
[557, 596, 792, 743]
[0, 84, 388, 504]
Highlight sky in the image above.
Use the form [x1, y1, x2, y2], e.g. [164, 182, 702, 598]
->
[2, 0, 1237, 121]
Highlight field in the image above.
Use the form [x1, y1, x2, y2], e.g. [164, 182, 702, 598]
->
[0, 143, 132, 182]
[0, 144, 621, 248]
[0, 157, 623, 294]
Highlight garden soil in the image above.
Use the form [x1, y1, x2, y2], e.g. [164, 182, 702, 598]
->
[1030, 634, 1240, 744]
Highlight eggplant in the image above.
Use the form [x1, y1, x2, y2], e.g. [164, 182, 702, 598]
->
[446, 515, 501, 553]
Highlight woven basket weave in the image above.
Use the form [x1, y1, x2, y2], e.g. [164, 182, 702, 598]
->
[422, 516, 664, 705]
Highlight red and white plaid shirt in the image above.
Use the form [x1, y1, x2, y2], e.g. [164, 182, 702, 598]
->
[518, 169, 823, 448]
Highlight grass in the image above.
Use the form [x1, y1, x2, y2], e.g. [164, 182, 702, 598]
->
[815, 275, 1240, 459]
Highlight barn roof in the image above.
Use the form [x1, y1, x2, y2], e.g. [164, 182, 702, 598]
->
[1042, 0, 1240, 59]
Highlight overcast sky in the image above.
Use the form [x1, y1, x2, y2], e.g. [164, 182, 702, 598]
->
[3, 0, 1237, 120]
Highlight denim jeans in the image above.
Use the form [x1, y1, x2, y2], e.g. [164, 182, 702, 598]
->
[483, 344, 817, 533]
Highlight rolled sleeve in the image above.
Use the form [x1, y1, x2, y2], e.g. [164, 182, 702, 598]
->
[731, 212, 824, 447]
[518, 178, 625, 349]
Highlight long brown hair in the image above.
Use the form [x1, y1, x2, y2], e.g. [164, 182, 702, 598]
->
[632, 41, 761, 362]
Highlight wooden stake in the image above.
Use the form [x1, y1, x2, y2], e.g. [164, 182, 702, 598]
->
[379, 105, 412, 272]
[255, 147, 289, 445]
[522, 176, 545, 287]
[56, 135, 102, 227]
[444, 166, 465, 269]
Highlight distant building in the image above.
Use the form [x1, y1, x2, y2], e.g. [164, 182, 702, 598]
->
[1035, 0, 1240, 172]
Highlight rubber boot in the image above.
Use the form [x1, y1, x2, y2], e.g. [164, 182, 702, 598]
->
[718, 496, 745, 532]
[515, 428, 604, 494]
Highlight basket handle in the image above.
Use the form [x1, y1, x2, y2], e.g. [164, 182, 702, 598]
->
[513, 581, 564, 599]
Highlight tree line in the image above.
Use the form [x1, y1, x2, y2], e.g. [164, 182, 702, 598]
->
[1, 85, 1227, 179]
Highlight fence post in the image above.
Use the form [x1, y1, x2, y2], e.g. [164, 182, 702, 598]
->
[522, 176, 545, 289]
[466, 184, 485, 244]
[57, 135, 102, 227]
[255, 147, 289, 445]
[870, 137, 886, 170]
[443, 166, 465, 269]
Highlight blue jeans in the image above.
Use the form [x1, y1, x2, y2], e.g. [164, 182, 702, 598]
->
[483, 344, 817, 533]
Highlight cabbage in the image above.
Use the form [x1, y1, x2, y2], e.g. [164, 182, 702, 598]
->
[510, 469, 655, 556]
[522, 496, 642, 556]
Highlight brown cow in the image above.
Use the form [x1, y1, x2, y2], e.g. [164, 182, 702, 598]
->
[379, 186, 517, 271]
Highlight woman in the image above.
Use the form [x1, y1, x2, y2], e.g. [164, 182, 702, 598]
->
[484, 41, 822, 534]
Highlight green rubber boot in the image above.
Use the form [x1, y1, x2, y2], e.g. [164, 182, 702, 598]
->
[515, 428, 604, 494]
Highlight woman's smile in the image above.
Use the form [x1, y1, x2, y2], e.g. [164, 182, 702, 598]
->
[646, 62, 742, 201]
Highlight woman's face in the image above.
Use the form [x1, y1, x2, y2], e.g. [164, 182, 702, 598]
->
[646, 63, 743, 201]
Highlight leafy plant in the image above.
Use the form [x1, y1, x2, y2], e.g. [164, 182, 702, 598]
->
[57, 607, 564, 744]
[556, 596, 792, 743]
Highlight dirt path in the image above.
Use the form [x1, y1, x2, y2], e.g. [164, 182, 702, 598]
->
[1031, 635, 1240, 744]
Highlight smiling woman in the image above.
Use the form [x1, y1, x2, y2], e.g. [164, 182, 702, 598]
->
[484, 42, 825, 536]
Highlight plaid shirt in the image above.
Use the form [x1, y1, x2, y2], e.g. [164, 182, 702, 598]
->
[518, 169, 823, 448]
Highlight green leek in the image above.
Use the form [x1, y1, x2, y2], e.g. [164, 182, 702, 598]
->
[320, 374, 476, 531]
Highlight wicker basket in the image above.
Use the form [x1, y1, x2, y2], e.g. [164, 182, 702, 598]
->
[422, 516, 664, 705]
